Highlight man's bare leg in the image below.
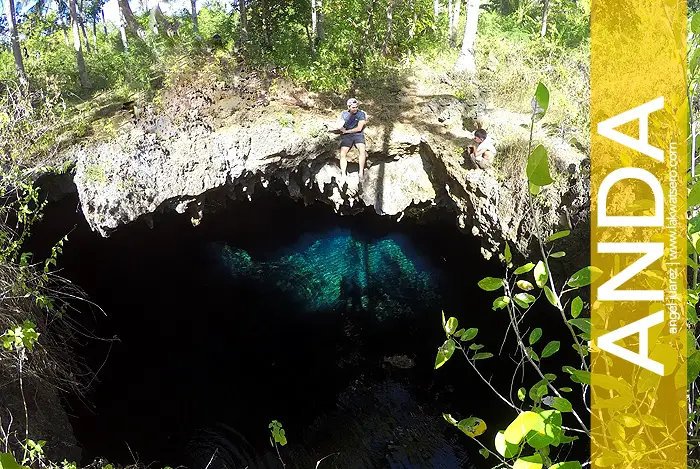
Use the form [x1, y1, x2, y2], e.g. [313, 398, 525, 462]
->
[357, 143, 367, 178]
[339, 146, 350, 180]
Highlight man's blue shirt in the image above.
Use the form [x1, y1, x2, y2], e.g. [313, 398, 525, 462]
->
[341, 110, 366, 133]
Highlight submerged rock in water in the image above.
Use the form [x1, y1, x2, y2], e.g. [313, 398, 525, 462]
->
[383, 354, 417, 369]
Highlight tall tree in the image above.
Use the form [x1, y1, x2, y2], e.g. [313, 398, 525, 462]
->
[190, 0, 199, 35]
[100, 7, 107, 36]
[447, 0, 452, 37]
[2, 0, 28, 88]
[239, 0, 247, 43]
[454, 0, 479, 72]
[433, 0, 439, 20]
[117, 0, 144, 38]
[540, 0, 549, 36]
[381, 0, 395, 56]
[311, 0, 324, 51]
[69, 0, 89, 87]
[449, 0, 461, 47]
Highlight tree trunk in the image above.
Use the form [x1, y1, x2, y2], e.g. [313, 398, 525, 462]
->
[454, 0, 479, 73]
[311, 0, 317, 53]
[117, 0, 144, 37]
[450, 0, 461, 47]
[190, 0, 199, 35]
[80, 19, 92, 52]
[311, 0, 324, 51]
[101, 8, 108, 36]
[117, 0, 129, 51]
[409, 0, 417, 40]
[381, 0, 395, 56]
[434, 0, 440, 21]
[261, 0, 270, 47]
[448, 0, 453, 37]
[359, 0, 377, 64]
[316, 0, 324, 41]
[79, 0, 91, 52]
[62, 18, 71, 46]
[540, 0, 549, 37]
[2, 0, 28, 88]
[92, 20, 98, 52]
[69, 0, 90, 87]
[239, 0, 248, 43]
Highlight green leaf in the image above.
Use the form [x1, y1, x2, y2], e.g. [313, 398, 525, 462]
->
[534, 82, 550, 115]
[515, 293, 536, 304]
[550, 251, 566, 258]
[689, 304, 698, 325]
[473, 352, 493, 360]
[0, 453, 23, 469]
[530, 380, 549, 401]
[517, 387, 526, 401]
[504, 242, 512, 263]
[529, 181, 541, 195]
[549, 397, 573, 412]
[550, 462, 582, 469]
[435, 339, 456, 369]
[443, 413, 458, 425]
[690, 214, 700, 235]
[546, 230, 570, 243]
[513, 454, 543, 469]
[478, 277, 504, 291]
[444, 317, 458, 335]
[534, 261, 548, 288]
[479, 448, 489, 459]
[568, 318, 591, 335]
[492, 296, 510, 310]
[461, 328, 478, 341]
[504, 411, 545, 445]
[571, 297, 583, 318]
[688, 351, 700, 385]
[517, 280, 534, 291]
[541, 341, 560, 358]
[543, 286, 558, 306]
[529, 328, 542, 345]
[529, 409, 562, 450]
[495, 431, 520, 458]
[693, 11, 700, 34]
[569, 369, 591, 385]
[469, 343, 484, 350]
[526, 347, 540, 361]
[458, 417, 487, 437]
[559, 387, 573, 392]
[567, 266, 603, 288]
[514, 263, 535, 274]
[527, 145, 553, 186]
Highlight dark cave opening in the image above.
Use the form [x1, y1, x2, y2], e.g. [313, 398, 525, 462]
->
[26, 185, 584, 469]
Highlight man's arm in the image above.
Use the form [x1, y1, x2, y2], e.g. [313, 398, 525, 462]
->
[342, 119, 366, 134]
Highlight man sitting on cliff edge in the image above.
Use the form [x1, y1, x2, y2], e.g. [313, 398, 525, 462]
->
[328, 98, 367, 188]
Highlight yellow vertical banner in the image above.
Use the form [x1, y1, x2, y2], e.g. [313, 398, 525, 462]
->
[591, 0, 687, 467]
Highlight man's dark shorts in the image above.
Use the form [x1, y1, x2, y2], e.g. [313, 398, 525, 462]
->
[341, 133, 365, 148]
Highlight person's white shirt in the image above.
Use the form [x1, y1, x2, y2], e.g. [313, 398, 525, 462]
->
[477, 135, 497, 156]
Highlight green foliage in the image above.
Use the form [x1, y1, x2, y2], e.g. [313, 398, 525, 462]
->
[269, 419, 288, 446]
[1, 321, 40, 351]
[435, 85, 588, 468]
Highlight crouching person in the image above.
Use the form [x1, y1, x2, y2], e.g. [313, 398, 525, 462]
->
[466, 129, 496, 170]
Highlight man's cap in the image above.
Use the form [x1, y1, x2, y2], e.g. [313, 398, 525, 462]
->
[347, 98, 359, 107]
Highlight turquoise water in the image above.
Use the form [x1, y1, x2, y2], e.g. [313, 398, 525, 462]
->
[213, 228, 440, 320]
